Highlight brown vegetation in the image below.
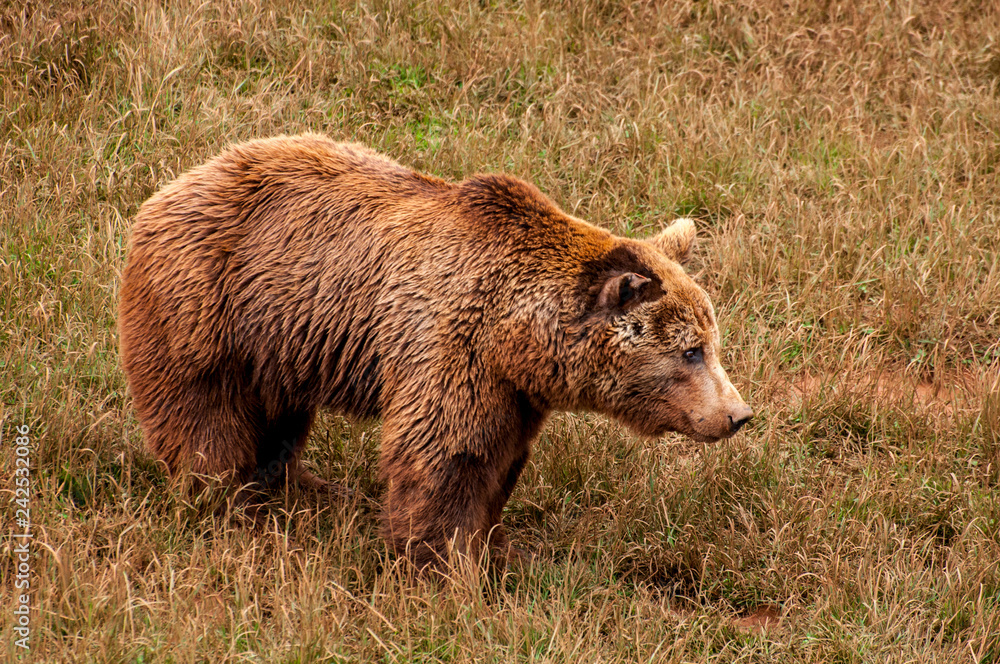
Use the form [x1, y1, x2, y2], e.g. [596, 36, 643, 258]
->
[2, 0, 999, 661]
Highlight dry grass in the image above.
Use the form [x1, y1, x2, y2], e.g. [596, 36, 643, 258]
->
[3, 0, 1000, 661]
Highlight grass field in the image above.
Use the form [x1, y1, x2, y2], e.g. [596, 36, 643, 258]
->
[3, 0, 1000, 661]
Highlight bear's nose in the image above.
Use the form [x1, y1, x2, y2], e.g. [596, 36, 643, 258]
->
[728, 407, 753, 434]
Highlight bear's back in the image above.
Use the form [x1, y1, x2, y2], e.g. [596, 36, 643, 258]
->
[120, 135, 613, 421]
[120, 136, 449, 417]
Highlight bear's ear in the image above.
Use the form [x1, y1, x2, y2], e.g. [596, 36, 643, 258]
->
[598, 272, 652, 311]
[647, 217, 697, 265]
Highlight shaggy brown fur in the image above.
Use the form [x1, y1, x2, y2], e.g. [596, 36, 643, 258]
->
[119, 134, 752, 568]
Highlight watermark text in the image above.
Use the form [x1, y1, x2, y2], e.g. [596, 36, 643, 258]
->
[10, 424, 32, 651]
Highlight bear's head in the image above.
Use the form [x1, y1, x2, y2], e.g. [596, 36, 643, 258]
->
[566, 218, 752, 443]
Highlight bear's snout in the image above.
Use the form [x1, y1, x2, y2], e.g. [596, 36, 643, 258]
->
[727, 406, 754, 434]
[689, 361, 753, 441]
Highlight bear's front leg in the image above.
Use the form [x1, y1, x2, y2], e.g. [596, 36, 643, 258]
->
[381, 448, 508, 570]
[377, 365, 548, 571]
[378, 408, 542, 569]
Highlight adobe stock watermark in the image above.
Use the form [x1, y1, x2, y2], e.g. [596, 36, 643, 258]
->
[9, 423, 32, 651]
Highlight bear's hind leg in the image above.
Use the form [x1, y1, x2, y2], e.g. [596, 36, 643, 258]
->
[288, 461, 355, 500]
[255, 410, 354, 499]
[138, 380, 265, 498]
[254, 410, 314, 490]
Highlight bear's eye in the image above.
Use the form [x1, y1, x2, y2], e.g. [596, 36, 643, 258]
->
[682, 347, 703, 363]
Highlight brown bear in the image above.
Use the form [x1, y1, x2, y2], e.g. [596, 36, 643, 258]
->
[119, 134, 752, 568]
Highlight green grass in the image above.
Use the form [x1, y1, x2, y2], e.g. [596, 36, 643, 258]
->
[3, 0, 1000, 661]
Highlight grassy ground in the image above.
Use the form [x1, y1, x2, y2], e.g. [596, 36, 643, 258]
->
[3, 0, 1000, 661]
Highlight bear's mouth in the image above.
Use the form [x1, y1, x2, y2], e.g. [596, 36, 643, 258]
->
[685, 430, 723, 444]
[645, 423, 719, 443]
